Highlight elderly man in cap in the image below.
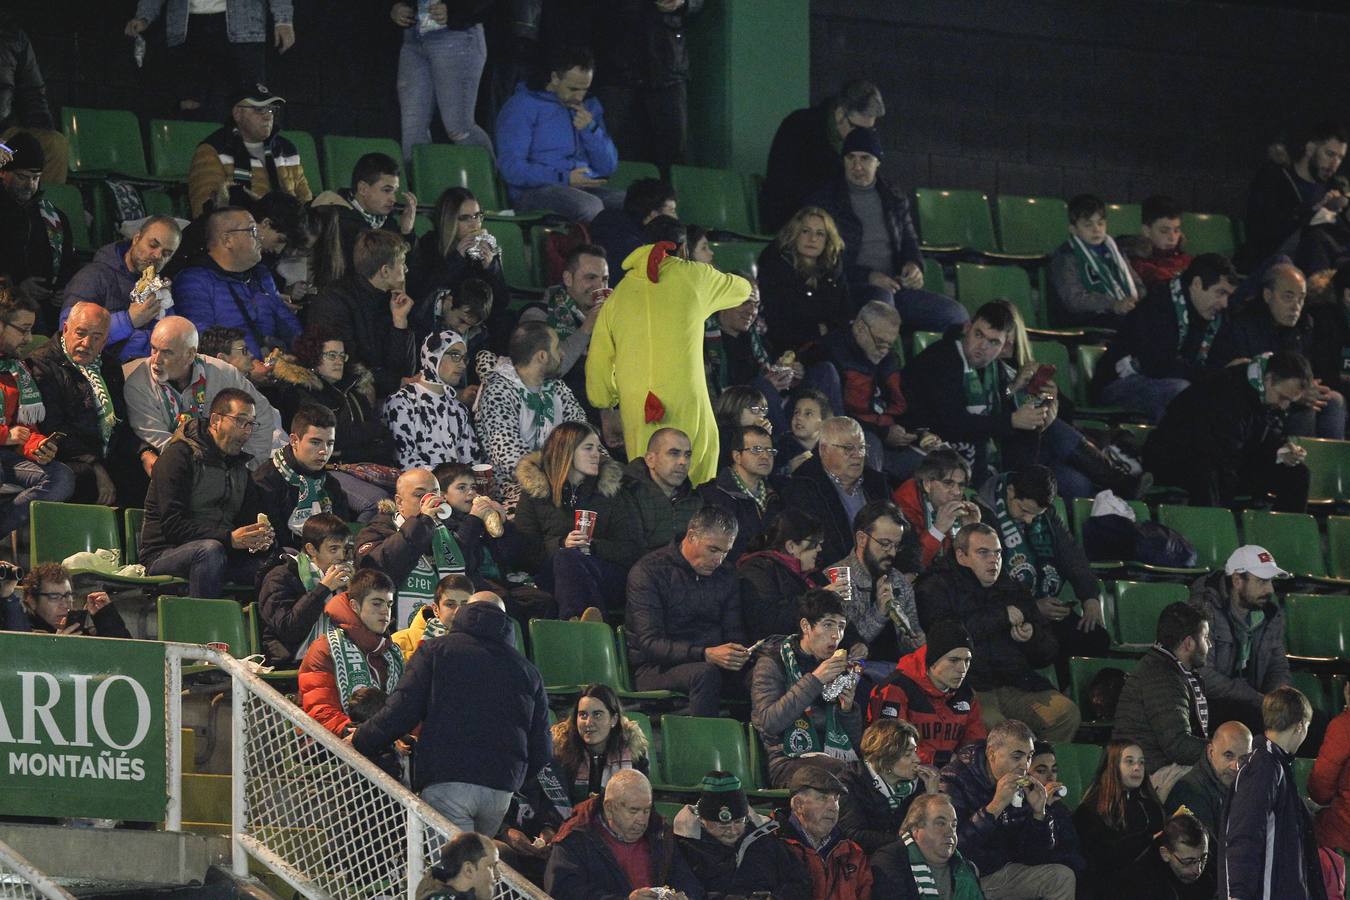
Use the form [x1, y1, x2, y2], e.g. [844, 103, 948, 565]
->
[415, 831, 500, 899]
[758, 765, 871, 900]
[1189, 545, 1293, 733]
[186, 83, 313, 217]
[0, 131, 75, 328]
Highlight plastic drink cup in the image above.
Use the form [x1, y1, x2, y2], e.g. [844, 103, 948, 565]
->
[826, 566, 851, 592]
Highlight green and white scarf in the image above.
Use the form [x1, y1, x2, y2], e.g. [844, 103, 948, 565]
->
[732, 468, 769, 514]
[0, 356, 43, 425]
[326, 625, 405, 712]
[294, 551, 334, 661]
[349, 195, 387, 230]
[270, 446, 333, 535]
[544, 285, 586, 340]
[518, 381, 560, 447]
[36, 197, 64, 280]
[865, 762, 916, 811]
[956, 339, 1002, 468]
[60, 335, 116, 450]
[903, 834, 982, 899]
[991, 476, 1061, 598]
[1247, 353, 1271, 397]
[391, 512, 467, 627]
[1171, 276, 1222, 367]
[779, 638, 857, 761]
[1067, 233, 1137, 302]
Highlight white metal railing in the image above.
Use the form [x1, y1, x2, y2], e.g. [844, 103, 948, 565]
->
[164, 644, 551, 900]
[0, 839, 75, 900]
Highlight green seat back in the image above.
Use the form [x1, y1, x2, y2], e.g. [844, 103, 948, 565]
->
[1054, 742, 1104, 809]
[624, 710, 657, 775]
[669, 165, 754, 234]
[1291, 670, 1330, 719]
[660, 715, 754, 789]
[1286, 594, 1350, 658]
[483, 219, 538, 291]
[1113, 581, 1188, 646]
[607, 160, 661, 195]
[412, 213, 435, 238]
[923, 257, 947, 294]
[140, 187, 176, 218]
[1028, 339, 1076, 403]
[1240, 510, 1327, 578]
[708, 240, 768, 279]
[1329, 517, 1350, 579]
[1106, 202, 1142, 236]
[278, 130, 322, 191]
[62, 107, 148, 176]
[1155, 505, 1239, 571]
[1071, 497, 1149, 552]
[411, 143, 502, 210]
[1294, 756, 1314, 799]
[955, 262, 1038, 326]
[42, 183, 92, 253]
[1181, 212, 1236, 257]
[158, 595, 250, 657]
[147, 119, 218, 180]
[996, 194, 1069, 256]
[911, 331, 941, 356]
[123, 508, 146, 564]
[1067, 655, 1137, 710]
[322, 135, 403, 198]
[29, 501, 122, 569]
[528, 619, 625, 692]
[913, 188, 997, 253]
[1076, 344, 1108, 394]
[1301, 438, 1350, 503]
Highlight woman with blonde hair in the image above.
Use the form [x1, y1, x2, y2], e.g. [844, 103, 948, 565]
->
[757, 206, 852, 354]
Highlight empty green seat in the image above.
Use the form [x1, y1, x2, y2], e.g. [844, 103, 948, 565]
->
[709, 240, 769, 279]
[956, 262, 1038, 326]
[483, 219, 539, 292]
[322, 135, 403, 197]
[1027, 339, 1077, 403]
[1240, 510, 1328, 578]
[530, 619, 675, 701]
[923, 257, 947, 294]
[1106, 202, 1142, 236]
[1054, 742, 1103, 809]
[148, 119, 219, 181]
[1329, 517, 1350, 579]
[1285, 594, 1350, 659]
[62, 107, 148, 176]
[1301, 438, 1350, 504]
[669, 165, 756, 234]
[278, 129, 322, 191]
[996, 194, 1068, 257]
[606, 160, 660, 195]
[1067, 655, 1138, 715]
[911, 331, 941, 356]
[913, 188, 998, 254]
[1181, 212, 1236, 257]
[158, 595, 250, 658]
[42, 183, 92, 253]
[1291, 670, 1330, 718]
[1155, 505, 1239, 571]
[659, 715, 755, 789]
[411, 143, 502, 210]
[1113, 580, 1188, 647]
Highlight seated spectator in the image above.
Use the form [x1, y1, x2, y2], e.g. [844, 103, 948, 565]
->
[392, 573, 471, 660]
[1112, 602, 1212, 800]
[906, 302, 1145, 499]
[916, 524, 1077, 742]
[699, 424, 783, 564]
[166, 191, 306, 294]
[15, 564, 128, 638]
[627, 506, 748, 716]
[1048, 193, 1142, 328]
[382, 329, 481, 470]
[1123, 194, 1193, 290]
[769, 765, 873, 900]
[1072, 740, 1165, 898]
[891, 448, 979, 573]
[868, 620, 986, 766]
[550, 683, 649, 802]
[809, 127, 968, 333]
[1166, 720, 1252, 842]
[973, 465, 1109, 662]
[406, 187, 510, 341]
[1115, 812, 1217, 900]
[310, 152, 417, 266]
[751, 589, 861, 786]
[173, 207, 301, 358]
[416, 832, 501, 900]
[1090, 253, 1238, 423]
[1307, 262, 1350, 408]
[257, 513, 354, 665]
[781, 416, 890, 566]
[1240, 120, 1348, 273]
[828, 500, 923, 664]
[60, 215, 181, 364]
[252, 403, 352, 548]
[1212, 262, 1345, 440]
[737, 508, 838, 643]
[186, 84, 312, 217]
[587, 179, 674, 285]
[198, 325, 257, 380]
[712, 384, 775, 470]
[139, 388, 276, 598]
[940, 719, 1076, 900]
[0, 133, 74, 330]
[674, 771, 809, 900]
[761, 79, 884, 233]
[513, 422, 624, 619]
[603, 427, 702, 570]
[758, 207, 853, 357]
[0, 16, 68, 185]
[705, 279, 804, 410]
[1188, 546, 1291, 732]
[838, 718, 938, 854]
[870, 794, 983, 900]
[305, 229, 418, 398]
[124, 317, 284, 475]
[775, 385, 831, 481]
[1219, 686, 1324, 900]
[1025, 741, 1088, 882]
[1143, 349, 1314, 512]
[517, 243, 610, 404]
[476, 322, 590, 507]
[495, 45, 621, 223]
[544, 769, 702, 899]
[1312, 679, 1350, 855]
[438, 279, 494, 389]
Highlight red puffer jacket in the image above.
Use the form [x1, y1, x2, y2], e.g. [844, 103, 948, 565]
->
[867, 644, 987, 767]
[298, 592, 400, 737]
[776, 814, 873, 900]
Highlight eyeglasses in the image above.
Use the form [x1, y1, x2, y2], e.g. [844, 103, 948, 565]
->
[320, 351, 349, 362]
[737, 446, 777, 456]
[1, 320, 33, 337]
[225, 225, 260, 238]
[457, 211, 486, 223]
[444, 350, 467, 362]
[217, 413, 259, 431]
[747, 405, 769, 416]
[824, 442, 866, 457]
[38, 591, 75, 602]
[860, 319, 897, 352]
[1167, 850, 1209, 869]
[865, 533, 901, 552]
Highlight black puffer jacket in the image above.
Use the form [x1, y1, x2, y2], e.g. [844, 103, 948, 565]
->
[0, 17, 53, 131]
[756, 243, 851, 355]
[808, 174, 923, 288]
[625, 540, 744, 674]
[305, 273, 417, 398]
[512, 450, 624, 573]
[836, 758, 927, 855]
[273, 360, 397, 466]
[780, 454, 889, 568]
[257, 553, 335, 665]
[736, 550, 825, 644]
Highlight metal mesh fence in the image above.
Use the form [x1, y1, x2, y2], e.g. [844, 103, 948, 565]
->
[0, 840, 73, 900]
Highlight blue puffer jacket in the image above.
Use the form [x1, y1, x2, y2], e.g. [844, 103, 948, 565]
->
[173, 260, 300, 357]
[494, 83, 618, 199]
[133, 0, 292, 47]
[352, 601, 552, 793]
[60, 241, 154, 363]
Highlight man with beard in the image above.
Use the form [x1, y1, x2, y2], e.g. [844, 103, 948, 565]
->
[61, 214, 181, 363]
[1167, 720, 1253, 844]
[827, 500, 923, 665]
[1240, 121, 1349, 273]
[1116, 813, 1216, 900]
[0, 132, 74, 330]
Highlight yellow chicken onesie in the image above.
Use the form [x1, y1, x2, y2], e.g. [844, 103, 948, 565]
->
[586, 242, 752, 486]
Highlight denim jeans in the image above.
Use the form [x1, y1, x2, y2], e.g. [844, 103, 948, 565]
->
[144, 538, 264, 600]
[397, 24, 494, 163]
[1286, 389, 1347, 440]
[0, 448, 74, 537]
[853, 284, 970, 332]
[330, 470, 392, 523]
[1099, 374, 1191, 424]
[1003, 419, 1091, 499]
[512, 184, 624, 223]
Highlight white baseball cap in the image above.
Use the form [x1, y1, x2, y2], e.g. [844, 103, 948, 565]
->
[1224, 545, 1290, 579]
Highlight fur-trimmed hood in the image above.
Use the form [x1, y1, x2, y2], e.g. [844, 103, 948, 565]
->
[550, 714, 649, 762]
[268, 350, 376, 397]
[515, 450, 623, 502]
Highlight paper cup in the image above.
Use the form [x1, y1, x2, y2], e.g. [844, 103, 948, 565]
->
[472, 463, 494, 494]
[826, 566, 851, 592]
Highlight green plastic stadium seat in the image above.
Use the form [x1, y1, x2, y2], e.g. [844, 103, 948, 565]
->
[1155, 505, 1239, 571]
[158, 595, 250, 658]
[1240, 510, 1328, 579]
[1027, 339, 1076, 403]
[1054, 742, 1103, 809]
[529, 619, 676, 701]
[606, 160, 660, 195]
[42, 183, 92, 253]
[1329, 517, 1350, 579]
[278, 130, 322, 192]
[1067, 656, 1137, 718]
[148, 119, 218, 180]
[1106, 203, 1142, 236]
[1112, 580, 1188, 647]
[996, 194, 1069, 257]
[483, 218, 540, 292]
[709, 240, 769, 279]
[30, 501, 181, 586]
[62, 107, 148, 176]
[1285, 594, 1350, 659]
[659, 715, 755, 790]
[1301, 438, 1350, 505]
[411, 143, 502, 210]
[911, 331, 941, 356]
[322, 135, 403, 198]
[913, 188, 998, 254]
[956, 262, 1038, 326]
[241, 603, 301, 679]
[1181, 212, 1236, 257]
[923, 257, 947, 295]
[669, 165, 756, 235]
[1291, 670, 1330, 719]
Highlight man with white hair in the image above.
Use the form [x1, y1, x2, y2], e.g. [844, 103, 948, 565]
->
[782, 416, 889, 564]
[123, 315, 284, 473]
[871, 794, 983, 899]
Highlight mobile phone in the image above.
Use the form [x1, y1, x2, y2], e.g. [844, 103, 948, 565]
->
[0, 142, 12, 155]
[63, 609, 89, 630]
[45, 431, 66, 443]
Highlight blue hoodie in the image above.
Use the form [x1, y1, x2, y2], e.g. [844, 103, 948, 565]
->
[60, 241, 155, 363]
[494, 83, 618, 200]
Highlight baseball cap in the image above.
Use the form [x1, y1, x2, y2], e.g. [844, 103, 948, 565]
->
[233, 83, 286, 109]
[788, 764, 847, 797]
[1224, 545, 1289, 580]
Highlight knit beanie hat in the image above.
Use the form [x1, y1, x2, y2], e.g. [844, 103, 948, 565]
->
[925, 619, 973, 668]
[841, 126, 884, 160]
[2, 132, 43, 172]
[696, 771, 749, 823]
